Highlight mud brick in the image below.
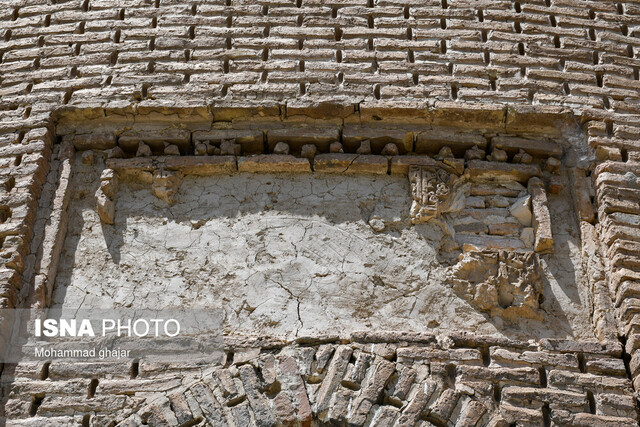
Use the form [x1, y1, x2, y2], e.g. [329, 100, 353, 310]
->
[396, 347, 483, 365]
[455, 222, 489, 234]
[238, 155, 311, 173]
[106, 157, 155, 172]
[470, 183, 524, 197]
[389, 365, 417, 402]
[569, 413, 638, 427]
[37, 395, 128, 415]
[467, 160, 541, 183]
[456, 400, 487, 426]
[326, 388, 351, 423]
[277, 354, 312, 424]
[396, 380, 439, 426]
[571, 168, 595, 222]
[585, 357, 627, 377]
[370, 406, 400, 425]
[314, 154, 388, 174]
[98, 378, 183, 394]
[314, 345, 352, 415]
[597, 393, 639, 419]
[165, 155, 237, 175]
[212, 367, 240, 401]
[167, 392, 194, 426]
[189, 382, 227, 426]
[539, 339, 622, 356]
[72, 132, 117, 150]
[502, 386, 588, 411]
[9, 379, 88, 396]
[487, 221, 521, 236]
[548, 370, 632, 393]
[499, 403, 544, 425]
[349, 359, 395, 425]
[342, 351, 371, 389]
[230, 402, 252, 427]
[490, 348, 579, 371]
[457, 365, 541, 386]
[490, 136, 562, 158]
[314, 344, 335, 374]
[143, 396, 180, 426]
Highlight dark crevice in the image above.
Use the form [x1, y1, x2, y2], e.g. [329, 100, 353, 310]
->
[542, 403, 551, 427]
[40, 362, 50, 380]
[88, 379, 99, 398]
[577, 352, 586, 373]
[130, 360, 139, 378]
[29, 395, 44, 417]
[586, 390, 596, 414]
[493, 383, 501, 402]
[538, 366, 547, 387]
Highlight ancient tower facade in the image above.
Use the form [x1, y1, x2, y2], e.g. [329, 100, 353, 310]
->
[1, 0, 640, 425]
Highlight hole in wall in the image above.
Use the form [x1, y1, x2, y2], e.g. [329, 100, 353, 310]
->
[130, 360, 139, 378]
[40, 362, 50, 380]
[29, 395, 44, 417]
[538, 366, 547, 387]
[87, 379, 99, 398]
[586, 390, 596, 414]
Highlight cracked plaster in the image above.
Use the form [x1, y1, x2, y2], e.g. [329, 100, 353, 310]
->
[51, 154, 594, 340]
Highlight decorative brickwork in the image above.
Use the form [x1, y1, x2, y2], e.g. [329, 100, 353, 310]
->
[1, 0, 640, 425]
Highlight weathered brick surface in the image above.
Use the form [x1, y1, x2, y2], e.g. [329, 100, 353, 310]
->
[2, 0, 640, 424]
[0, 335, 636, 426]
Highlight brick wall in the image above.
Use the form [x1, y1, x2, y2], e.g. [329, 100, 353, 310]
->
[1, 0, 640, 424]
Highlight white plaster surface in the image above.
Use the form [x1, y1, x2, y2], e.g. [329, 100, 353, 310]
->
[51, 155, 595, 340]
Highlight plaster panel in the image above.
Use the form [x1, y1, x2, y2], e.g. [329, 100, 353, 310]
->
[51, 155, 594, 340]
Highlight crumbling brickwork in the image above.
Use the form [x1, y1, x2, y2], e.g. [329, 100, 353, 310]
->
[2, 0, 640, 425]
